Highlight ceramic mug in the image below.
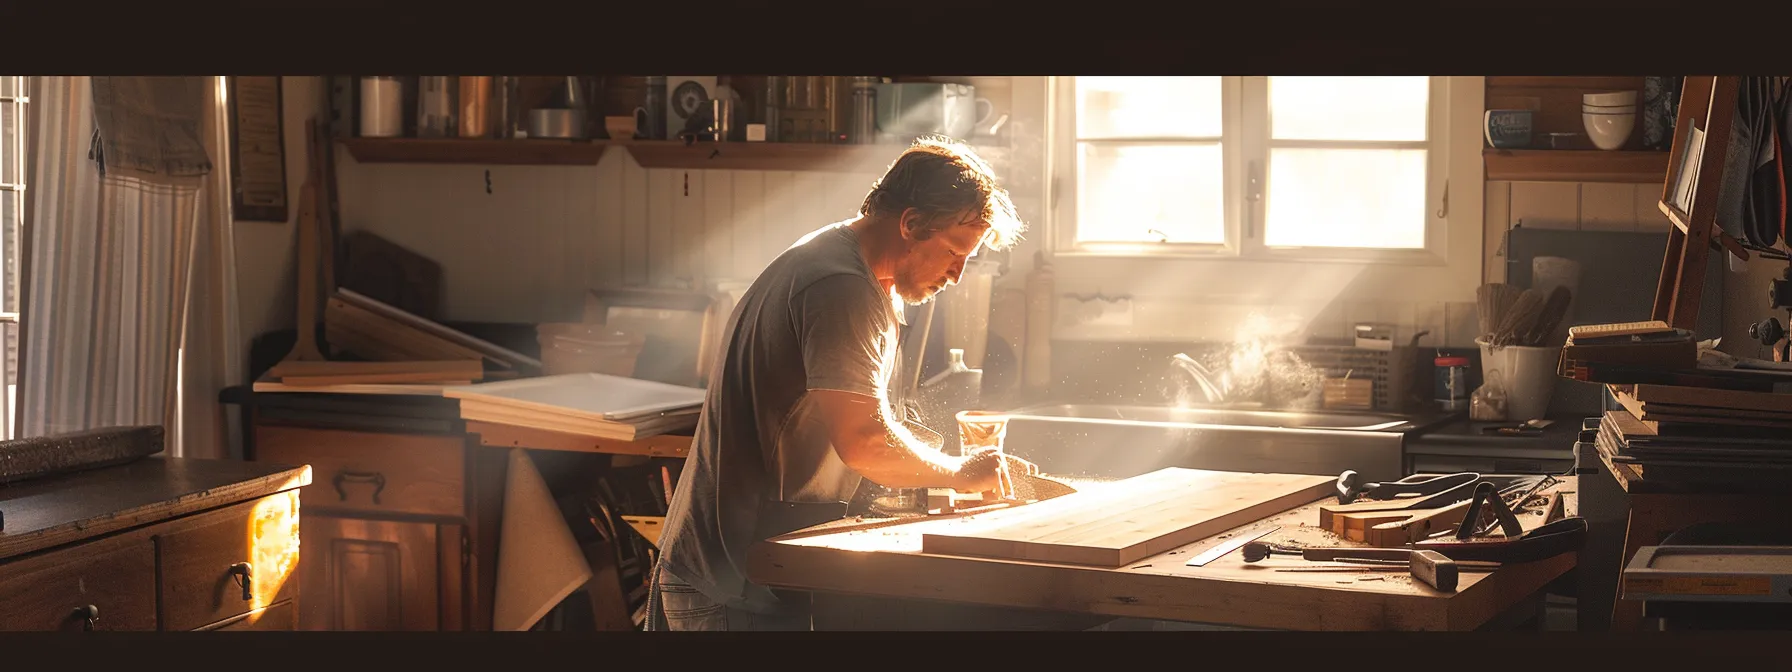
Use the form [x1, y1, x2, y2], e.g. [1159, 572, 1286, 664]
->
[1484, 109, 1534, 149]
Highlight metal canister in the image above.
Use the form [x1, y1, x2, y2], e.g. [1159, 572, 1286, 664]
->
[850, 76, 877, 144]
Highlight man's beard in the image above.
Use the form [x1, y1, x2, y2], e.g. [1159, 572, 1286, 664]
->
[893, 274, 945, 305]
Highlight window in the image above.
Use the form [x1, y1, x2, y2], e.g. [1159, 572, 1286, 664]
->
[0, 76, 21, 439]
[1052, 76, 1448, 263]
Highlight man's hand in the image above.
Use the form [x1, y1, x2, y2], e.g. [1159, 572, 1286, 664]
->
[954, 449, 1040, 493]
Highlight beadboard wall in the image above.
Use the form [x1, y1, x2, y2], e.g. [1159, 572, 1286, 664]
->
[334, 151, 884, 324]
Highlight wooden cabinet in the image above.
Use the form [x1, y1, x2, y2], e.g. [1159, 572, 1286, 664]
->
[297, 515, 444, 630]
[0, 456, 311, 631]
[244, 398, 506, 632]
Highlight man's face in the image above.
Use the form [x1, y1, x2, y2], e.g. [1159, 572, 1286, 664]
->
[892, 210, 989, 305]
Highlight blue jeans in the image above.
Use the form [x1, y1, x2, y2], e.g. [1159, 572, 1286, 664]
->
[648, 564, 811, 631]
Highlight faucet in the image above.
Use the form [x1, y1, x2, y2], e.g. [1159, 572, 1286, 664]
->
[1170, 353, 1229, 405]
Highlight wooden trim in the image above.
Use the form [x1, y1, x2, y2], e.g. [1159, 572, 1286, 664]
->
[1486, 77, 1645, 90]
[1482, 149, 1669, 183]
[465, 420, 691, 458]
[622, 140, 898, 173]
[338, 138, 609, 166]
[335, 136, 929, 174]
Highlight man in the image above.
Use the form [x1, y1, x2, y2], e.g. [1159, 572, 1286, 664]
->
[646, 136, 1034, 631]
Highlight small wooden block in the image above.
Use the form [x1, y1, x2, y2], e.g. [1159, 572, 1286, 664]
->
[1410, 550, 1458, 592]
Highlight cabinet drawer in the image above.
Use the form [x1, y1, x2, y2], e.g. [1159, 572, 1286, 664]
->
[0, 536, 158, 631]
[200, 600, 297, 631]
[256, 424, 466, 518]
[157, 493, 302, 631]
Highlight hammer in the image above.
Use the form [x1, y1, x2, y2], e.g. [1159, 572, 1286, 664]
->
[1251, 544, 1486, 592]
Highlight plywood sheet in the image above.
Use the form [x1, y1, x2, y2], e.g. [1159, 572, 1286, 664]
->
[443, 373, 704, 421]
[919, 468, 1334, 567]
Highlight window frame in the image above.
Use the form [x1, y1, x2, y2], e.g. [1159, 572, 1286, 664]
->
[1049, 75, 1452, 267]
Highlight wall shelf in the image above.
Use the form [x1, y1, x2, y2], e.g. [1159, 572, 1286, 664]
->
[337, 137, 926, 174]
[618, 140, 900, 173]
[338, 138, 611, 166]
[1483, 148, 1670, 184]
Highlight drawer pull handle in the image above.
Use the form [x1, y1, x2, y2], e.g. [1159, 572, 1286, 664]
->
[333, 471, 387, 504]
[73, 604, 99, 631]
[228, 562, 254, 601]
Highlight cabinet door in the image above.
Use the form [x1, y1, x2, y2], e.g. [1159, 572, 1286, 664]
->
[297, 515, 441, 631]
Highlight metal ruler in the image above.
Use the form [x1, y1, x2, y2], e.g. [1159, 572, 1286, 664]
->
[1185, 526, 1281, 567]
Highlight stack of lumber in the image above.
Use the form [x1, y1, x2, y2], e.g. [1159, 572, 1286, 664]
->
[442, 373, 706, 441]
[1562, 321, 1792, 488]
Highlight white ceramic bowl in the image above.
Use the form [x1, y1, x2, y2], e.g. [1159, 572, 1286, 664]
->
[1583, 111, 1635, 150]
[1584, 90, 1638, 106]
[1582, 102, 1635, 113]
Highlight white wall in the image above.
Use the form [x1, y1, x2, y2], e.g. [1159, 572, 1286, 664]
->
[333, 155, 883, 324]
[233, 76, 323, 344]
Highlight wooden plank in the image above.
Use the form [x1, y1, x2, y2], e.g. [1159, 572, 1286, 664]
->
[466, 420, 690, 457]
[1628, 384, 1792, 414]
[325, 298, 488, 363]
[918, 468, 1335, 567]
[1486, 77, 1645, 90]
[1484, 150, 1669, 183]
[456, 400, 696, 441]
[443, 373, 704, 421]
[0, 458, 312, 561]
[338, 138, 609, 166]
[335, 288, 540, 370]
[626, 140, 897, 173]
[749, 478, 1581, 631]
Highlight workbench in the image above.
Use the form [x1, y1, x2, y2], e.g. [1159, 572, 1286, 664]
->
[746, 477, 1579, 631]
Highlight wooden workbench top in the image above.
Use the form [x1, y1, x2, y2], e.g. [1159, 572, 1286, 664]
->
[747, 476, 1578, 631]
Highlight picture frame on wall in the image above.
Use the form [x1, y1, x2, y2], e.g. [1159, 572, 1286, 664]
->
[227, 76, 288, 223]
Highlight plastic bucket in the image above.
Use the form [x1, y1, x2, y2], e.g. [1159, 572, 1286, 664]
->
[537, 323, 646, 377]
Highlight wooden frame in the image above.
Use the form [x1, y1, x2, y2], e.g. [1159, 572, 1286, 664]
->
[226, 76, 289, 223]
[1652, 76, 1749, 331]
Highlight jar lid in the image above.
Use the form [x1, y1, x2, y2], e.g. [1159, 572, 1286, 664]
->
[1435, 356, 1470, 367]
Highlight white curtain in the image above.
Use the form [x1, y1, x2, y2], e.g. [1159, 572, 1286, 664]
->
[20, 76, 241, 458]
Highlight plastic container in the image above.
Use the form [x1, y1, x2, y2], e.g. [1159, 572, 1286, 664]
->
[1433, 356, 1472, 410]
[536, 323, 646, 377]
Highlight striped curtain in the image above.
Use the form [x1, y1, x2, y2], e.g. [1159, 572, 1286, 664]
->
[20, 76, 241, 457]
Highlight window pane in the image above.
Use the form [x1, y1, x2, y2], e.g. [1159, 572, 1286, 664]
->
[1269, 77, 1429, 142]
[1076, 77, 1222, 139]
[1077, 142, 1225, 244]
[1264, 148, 1427, 249]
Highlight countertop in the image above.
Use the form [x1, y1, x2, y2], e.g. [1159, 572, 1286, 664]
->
[1402, 412, 1591, 461]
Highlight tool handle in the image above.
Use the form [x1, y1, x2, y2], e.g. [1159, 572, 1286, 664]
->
[1410, 550, 1459, 592]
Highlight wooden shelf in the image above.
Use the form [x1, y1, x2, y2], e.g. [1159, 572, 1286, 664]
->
[338, 138, 611, 166]
[1483, 148, 1670, 184]
[337, 136, 935, 174]
[620, 140, 901, 173]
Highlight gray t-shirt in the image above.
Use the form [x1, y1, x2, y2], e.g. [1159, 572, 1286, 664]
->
[656, 222, 901, 614]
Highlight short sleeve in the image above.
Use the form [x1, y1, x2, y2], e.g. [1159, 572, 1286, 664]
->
[793, 275, 896, 397]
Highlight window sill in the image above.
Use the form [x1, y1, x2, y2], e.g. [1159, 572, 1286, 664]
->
[1053, 246, 1450, 267]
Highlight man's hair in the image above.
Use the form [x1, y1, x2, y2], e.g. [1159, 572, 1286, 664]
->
[858, 136, 1025, 250]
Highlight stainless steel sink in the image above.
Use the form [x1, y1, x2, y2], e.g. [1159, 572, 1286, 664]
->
[999, 403, 1415, 483]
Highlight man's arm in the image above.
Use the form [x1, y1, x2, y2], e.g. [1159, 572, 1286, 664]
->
[808, 388, 996, 491]
[794, 276, 1007, 492]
